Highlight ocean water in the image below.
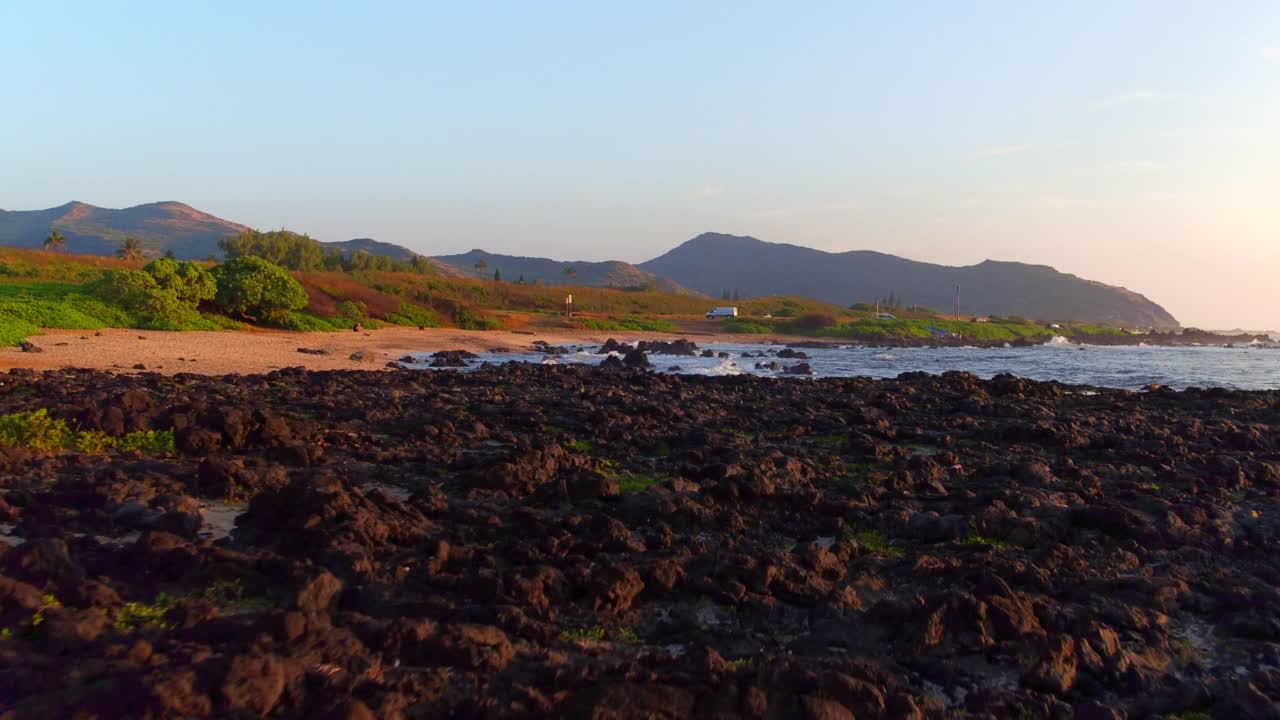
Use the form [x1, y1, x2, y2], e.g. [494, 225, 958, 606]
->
[402, 339, 1280, 391]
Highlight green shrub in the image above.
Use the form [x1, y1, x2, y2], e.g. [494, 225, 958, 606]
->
[0, 409, 71, 451]
[211, 256, 308, 322]
[0, 409, 174, 454]
[141, 258, 216, 305]
[73, 430, 117, 453]
[116, 429, 176, 454]
[85, 269, 159, 307]
[85, 268, 215, 330]
[335, 300, 367, 322]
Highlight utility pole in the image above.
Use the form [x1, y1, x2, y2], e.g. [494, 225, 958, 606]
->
[954, 284, 960, 321]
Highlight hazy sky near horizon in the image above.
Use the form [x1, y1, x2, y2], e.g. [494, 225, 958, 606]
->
[3, 2, 1278, 328]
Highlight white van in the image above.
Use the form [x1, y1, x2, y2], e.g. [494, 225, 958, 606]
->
[706, 306, 738, 319]
[875, 313, 897, 320]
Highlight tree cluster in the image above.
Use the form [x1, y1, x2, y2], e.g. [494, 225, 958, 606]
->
[218, 230, 434, 274]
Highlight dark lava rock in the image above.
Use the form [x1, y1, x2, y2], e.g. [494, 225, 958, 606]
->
[755, 361, 781, 371]
[783, 362, 814, 375]
[430, 350, 478, 367]
[636, 339, 699, 356]
[19, 342, 42, 353]
[622, 349, 651, 369]
[296, 348, 330, 355]
[532, 340, 571, 354]
[778, 348, 810, 359]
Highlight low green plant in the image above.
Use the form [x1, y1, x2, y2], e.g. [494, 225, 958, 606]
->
[115, 596, 177, 632]
[73, 430, 117, 453]
[615, 627, 640, 643]
[616, 474, 663, 493]
[0, 409, 174, 454]
[958, 519, 1008, 548]
[840, 525, 903, 558]
[559, 625, 606, 642]
[115, 429, 176, 454]
[0, 409, 72, 451]
[115, 580, 271, 633]
[563, 438, 593, 452]
[199, 579, 273, 614]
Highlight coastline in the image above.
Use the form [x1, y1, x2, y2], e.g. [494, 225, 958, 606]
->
[0, 326, 817, 376]
[1, 326, 1273, 376]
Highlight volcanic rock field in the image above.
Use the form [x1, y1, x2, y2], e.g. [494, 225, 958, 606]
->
[0, 362, 1278, 719]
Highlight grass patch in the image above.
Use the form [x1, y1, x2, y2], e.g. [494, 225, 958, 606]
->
[580, 316, 678, 333]
[563, 438, 594, 453]
[722, 318, 772, 334]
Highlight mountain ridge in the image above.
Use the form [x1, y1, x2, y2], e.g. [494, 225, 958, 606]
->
[639, 232, 1178, 328]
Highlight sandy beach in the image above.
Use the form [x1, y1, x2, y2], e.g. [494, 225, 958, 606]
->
[0, 326, 807, 375]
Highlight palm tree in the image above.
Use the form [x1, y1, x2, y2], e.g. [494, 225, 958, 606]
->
[563, 265, 577, 281]
[43, 230, 66, 253]
[118, 237, 144, 262]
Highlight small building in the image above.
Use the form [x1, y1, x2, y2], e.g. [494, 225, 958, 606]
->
[972, 316, 990, 323]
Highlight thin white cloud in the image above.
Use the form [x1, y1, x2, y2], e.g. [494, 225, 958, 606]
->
[691, 184, 726, 198]
[1263, 47, 1280, 62]
[1088, 90, 1178, 109]
[975, 143, 1033, 158]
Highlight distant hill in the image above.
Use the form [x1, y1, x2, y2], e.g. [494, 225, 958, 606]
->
[639, 232, 1179, 328]
[0, 202, 429, 266]
[0, 201, 248, 259]
[432, 249, 700, 294]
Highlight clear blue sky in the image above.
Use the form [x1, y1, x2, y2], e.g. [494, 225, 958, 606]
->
[2, 2, 1277, 328]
